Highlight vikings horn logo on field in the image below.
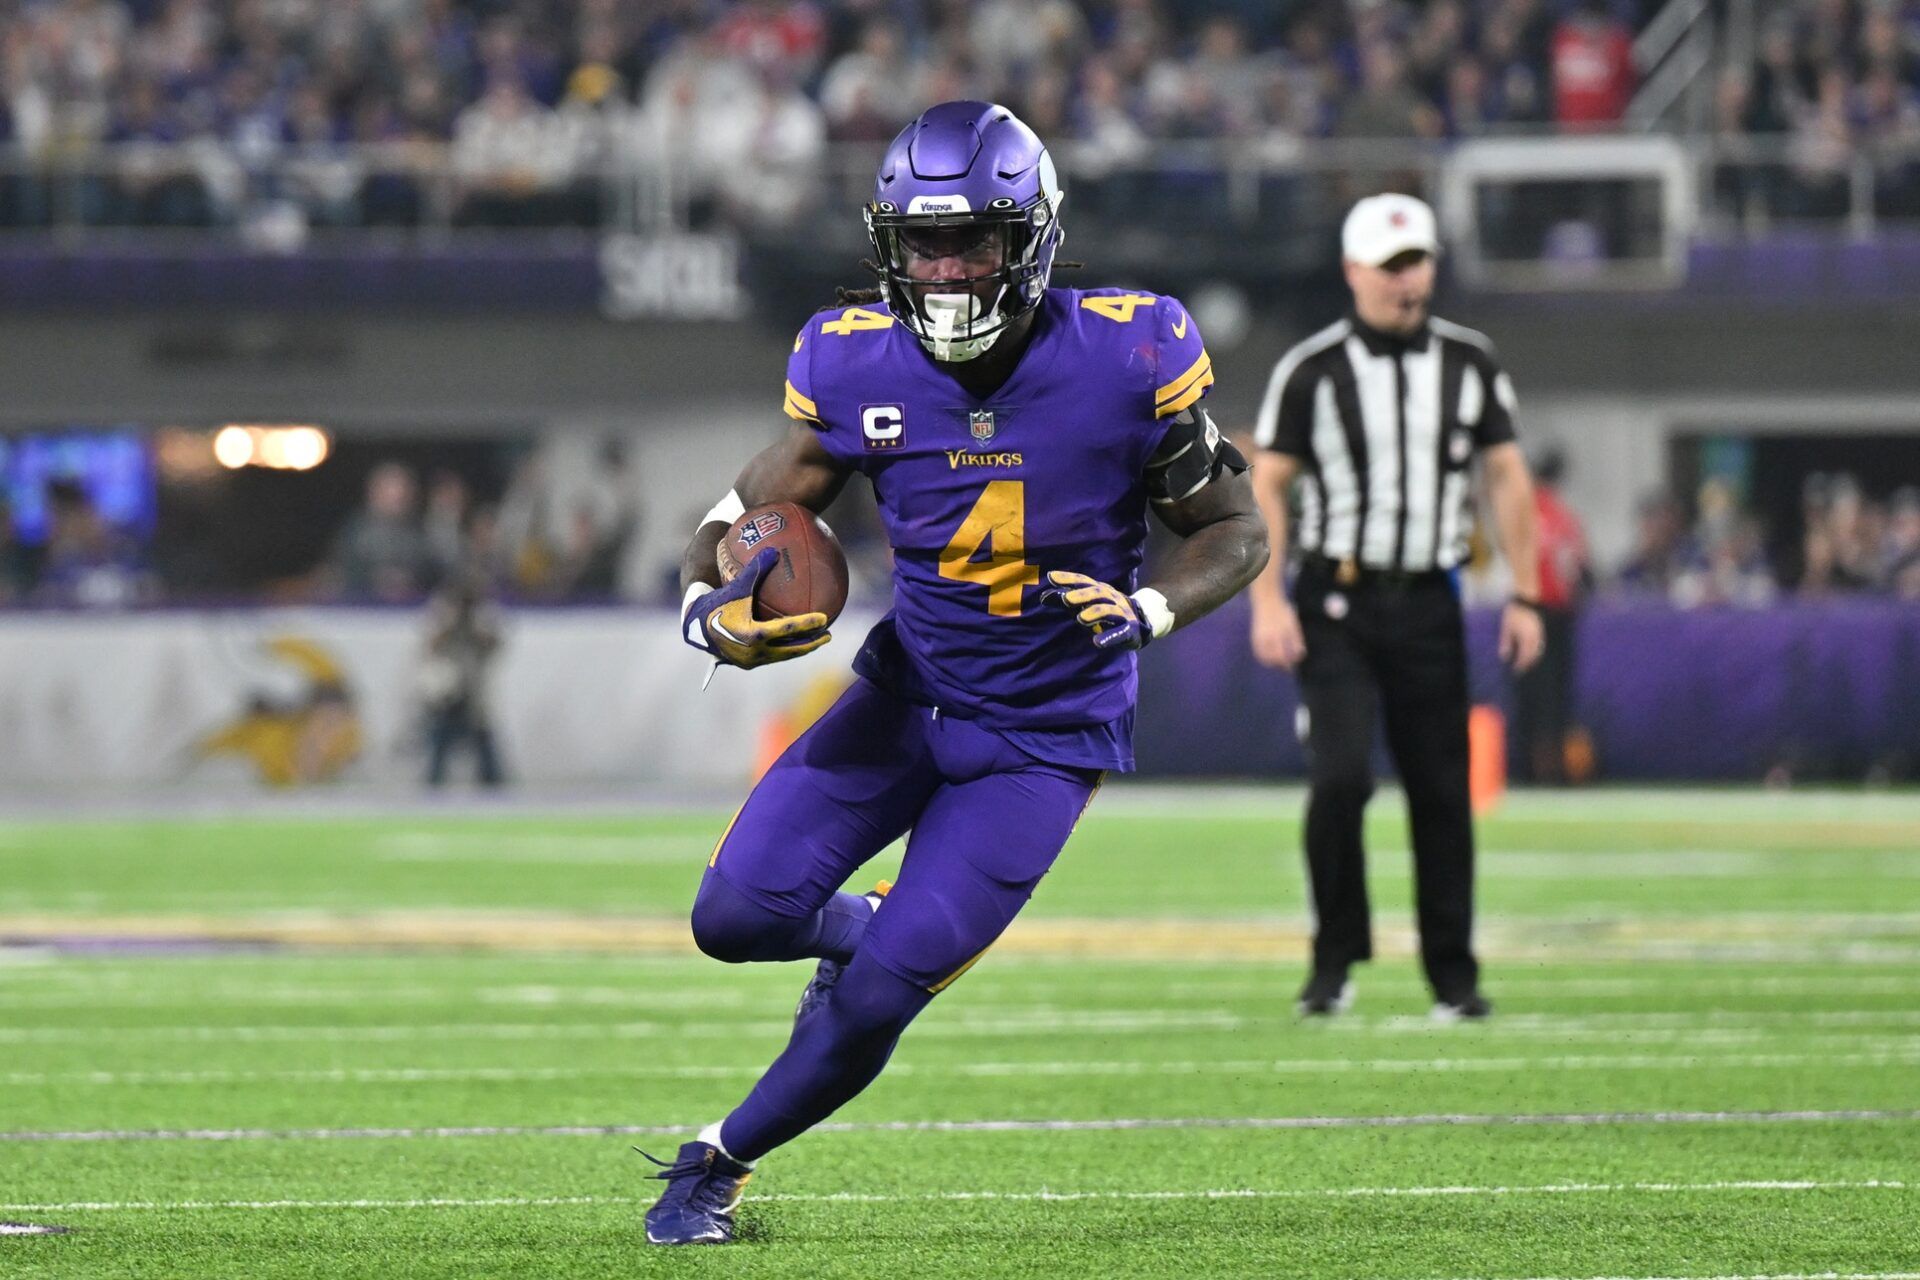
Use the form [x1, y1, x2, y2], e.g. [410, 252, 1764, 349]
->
[738, 511, 788, 548]
[969, 410, 997, 444]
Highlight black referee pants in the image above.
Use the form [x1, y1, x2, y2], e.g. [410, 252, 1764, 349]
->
[1293, 562, 1479, 1000]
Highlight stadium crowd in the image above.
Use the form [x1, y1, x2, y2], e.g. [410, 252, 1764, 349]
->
[1619, 474, 1920, 605]
[5, 448, 1916, 608]
[0, 0, 1658, 229]
[1715, 0, 1920, 219]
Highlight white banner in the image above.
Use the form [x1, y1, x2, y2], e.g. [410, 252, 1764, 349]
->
[0, 608, 870, 789]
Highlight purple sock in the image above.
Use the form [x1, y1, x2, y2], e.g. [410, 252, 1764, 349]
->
[691, 870, 872, 965]
[719, 954, 931, 1162]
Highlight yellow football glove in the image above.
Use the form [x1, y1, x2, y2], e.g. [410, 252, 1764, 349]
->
[684, 548, 831, 669]
[1043, 570, 1154, 651]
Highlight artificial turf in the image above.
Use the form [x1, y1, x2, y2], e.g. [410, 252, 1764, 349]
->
[2, 787, 1917, 1278]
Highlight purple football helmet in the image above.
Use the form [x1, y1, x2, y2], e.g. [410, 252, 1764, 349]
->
[865, 101, 1066, 362]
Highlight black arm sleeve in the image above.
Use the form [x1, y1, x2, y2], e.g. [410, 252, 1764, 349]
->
[1144, 405, 1249, 506]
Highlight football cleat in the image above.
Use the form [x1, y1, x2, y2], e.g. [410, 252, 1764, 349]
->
[1296, 968, 1354, 1017]
[641, 1141, 754, 1246]
[794, 881, 891, 1022]
[1431, 992, 1494, 1023]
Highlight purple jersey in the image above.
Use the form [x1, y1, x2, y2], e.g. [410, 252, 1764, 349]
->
[783, 286, 1214, 770]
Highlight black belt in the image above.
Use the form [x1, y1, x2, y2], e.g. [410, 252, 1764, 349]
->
[1302, 554, 1448, 588]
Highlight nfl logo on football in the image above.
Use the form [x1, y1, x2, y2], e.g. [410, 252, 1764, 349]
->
[738, 511, 786, 548]
[969, 410, 996, 444]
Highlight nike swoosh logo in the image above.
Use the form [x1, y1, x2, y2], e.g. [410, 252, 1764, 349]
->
[1172, 314, 1188, 339]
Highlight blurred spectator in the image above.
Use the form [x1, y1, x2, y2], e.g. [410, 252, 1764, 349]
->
[1511, 449, 1591, 785]
[0, 501, 30, 603]
[32, 480, 155, 608]
[451, 74, 580, 226]
[418, 577, 506, 788]
[1883, 487, 1920, 598]
[1551, 0, 1635, 132]
[1857, 63, 1920, 215]
[819, 18, 918, 141]
[969, 0, 1086, 101]
[1789, 67, 1856, 218]
[331, 461, 433, 602]
[1336, 41, 1445, 140]
[710, 68, 829, 228]
[1617, 491, 1688, 595]
[0, 0, 1908, 233]
[713, 0, 828, 82]
[548, 500, 631, 599]
[1671, 477, 1776, 608]
[422, 471, 472, 586]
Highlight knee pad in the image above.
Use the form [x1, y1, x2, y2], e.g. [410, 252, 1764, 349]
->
[690, 871, 796, 964]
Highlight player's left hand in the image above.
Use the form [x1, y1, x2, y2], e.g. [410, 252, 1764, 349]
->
[1044, 571, 1152, 651]
[1499, 600, 1546, 672]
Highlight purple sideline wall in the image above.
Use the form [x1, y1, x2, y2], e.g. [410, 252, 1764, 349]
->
[1134, 598, 1920, 781]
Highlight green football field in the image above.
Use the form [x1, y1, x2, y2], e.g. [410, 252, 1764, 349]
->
[3, 786, 1919, 1279]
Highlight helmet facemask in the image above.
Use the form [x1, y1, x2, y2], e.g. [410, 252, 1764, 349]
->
[866, 195, 1064, 363]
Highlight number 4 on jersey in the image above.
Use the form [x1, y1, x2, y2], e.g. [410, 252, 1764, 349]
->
[1079, 295, 1154, 324]
[822, 307, 895, 336]
[940, 481, 1039, 617]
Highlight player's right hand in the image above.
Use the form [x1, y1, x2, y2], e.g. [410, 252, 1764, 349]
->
[1250, 600, 1307, 671]
[683, 548, 831, 670]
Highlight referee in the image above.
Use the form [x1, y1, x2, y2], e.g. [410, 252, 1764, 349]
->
[1248, 194, 1544, 1021]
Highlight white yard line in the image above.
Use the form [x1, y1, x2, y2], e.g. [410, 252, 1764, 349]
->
[7, 1007, 1919, 1046]
[1, 1178, 1912, 1215]
[4, 1109, 1916, 1143]
[10, 1044, 1920, 1088]
[0, 1010, 1246, 1045]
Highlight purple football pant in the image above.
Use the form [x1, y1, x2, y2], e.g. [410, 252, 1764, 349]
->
[694, 677, 1103, 1162]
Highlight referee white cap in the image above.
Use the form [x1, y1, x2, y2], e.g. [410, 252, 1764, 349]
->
[1341, 194, 1440, 266]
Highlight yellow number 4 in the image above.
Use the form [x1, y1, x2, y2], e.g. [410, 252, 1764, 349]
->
[821, 307, 895, 336]
[940, 481, 1039, 617]
[1079, 294, 1154, 323]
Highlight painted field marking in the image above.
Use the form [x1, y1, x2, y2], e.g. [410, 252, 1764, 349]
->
[373, 832, 710, 864]
[0, 985, 756, 1011]
[1472, 850, 1920, 879]
[0, 1009, 1245, 1045]
[1, 1178, 1911, 1216]
[10, 1005, 1920, 1047]
[9, 1045, 1920, 1089]
[5, 1108, 1916, 1144]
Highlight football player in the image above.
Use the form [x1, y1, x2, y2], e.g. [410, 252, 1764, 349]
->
[645, 101, 1269, 1244]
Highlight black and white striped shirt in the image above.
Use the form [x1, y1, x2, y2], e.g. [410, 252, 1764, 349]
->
[1252, 314, 1518, 573]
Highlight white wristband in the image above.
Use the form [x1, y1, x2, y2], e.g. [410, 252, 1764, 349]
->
[1133, 587, 1176, 639]
[702, 489, 746, 530]
[682, 580, 713, 645]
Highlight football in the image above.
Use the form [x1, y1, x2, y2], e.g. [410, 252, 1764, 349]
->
[717, 502, 850, 623]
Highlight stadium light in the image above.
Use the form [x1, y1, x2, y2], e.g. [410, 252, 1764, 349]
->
[213, 425, 255, 469]
[213, 425, 332, 471]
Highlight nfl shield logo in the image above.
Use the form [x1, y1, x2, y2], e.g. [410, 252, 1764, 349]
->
[969, 410, 996, 444]
[737, 510, 787, 549]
